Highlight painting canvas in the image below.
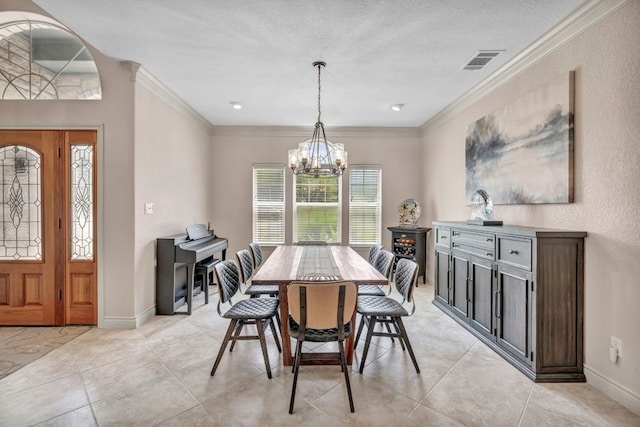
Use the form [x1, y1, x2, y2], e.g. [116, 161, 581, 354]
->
[465, 72, 574, 204]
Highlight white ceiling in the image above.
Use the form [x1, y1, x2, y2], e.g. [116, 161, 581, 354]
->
[32, 0, 585, 127]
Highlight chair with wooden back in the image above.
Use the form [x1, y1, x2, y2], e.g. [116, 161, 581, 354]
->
[287, 280, 358, 414]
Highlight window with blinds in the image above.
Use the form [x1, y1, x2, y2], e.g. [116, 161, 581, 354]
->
[349, 165, 382, 245]
[253, 164, 285, 245]
[293, 174, 341, 244]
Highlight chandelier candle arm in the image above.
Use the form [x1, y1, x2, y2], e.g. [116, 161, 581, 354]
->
[288, 61, 347, 177]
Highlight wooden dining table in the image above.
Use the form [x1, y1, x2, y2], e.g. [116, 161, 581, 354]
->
[251, 245, 389, 366]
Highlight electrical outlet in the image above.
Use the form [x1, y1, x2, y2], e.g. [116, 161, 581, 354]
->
[610, 336, 622, 359]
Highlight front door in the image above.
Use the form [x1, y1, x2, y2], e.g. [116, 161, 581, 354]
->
[0, 130, 97, 325]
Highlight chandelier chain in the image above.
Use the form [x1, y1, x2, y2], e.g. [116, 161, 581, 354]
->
[317, 63, 322, 123]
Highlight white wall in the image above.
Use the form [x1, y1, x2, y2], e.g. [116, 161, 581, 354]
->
[0, 0, 138, 325]
[133, 79, 212, 320]
[420, 0, 640, 412]
[210, 126, 423, 258]
[1, 0, 214, 327]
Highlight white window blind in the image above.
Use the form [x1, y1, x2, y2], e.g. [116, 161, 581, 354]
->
[293, 174, 341, 244]
[253, 164, 285, 245]
[349, 165, 382, 245]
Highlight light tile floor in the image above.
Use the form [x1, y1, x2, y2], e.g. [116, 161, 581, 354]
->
[0, 283, 638, 426]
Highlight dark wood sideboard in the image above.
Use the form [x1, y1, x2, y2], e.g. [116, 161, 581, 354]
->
[433, 221, 586, 382]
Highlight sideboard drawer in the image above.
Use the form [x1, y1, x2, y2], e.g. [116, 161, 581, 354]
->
[451, 241, 495, 260]
[498, 237, 532, 270]
[451, 229, 495, 250]
[436, 228, 451, 247]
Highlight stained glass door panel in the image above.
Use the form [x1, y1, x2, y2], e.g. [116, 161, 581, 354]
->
[0, 131, 57, 325]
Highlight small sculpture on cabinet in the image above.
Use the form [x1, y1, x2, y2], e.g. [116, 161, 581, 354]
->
[467, 189, 502, 226]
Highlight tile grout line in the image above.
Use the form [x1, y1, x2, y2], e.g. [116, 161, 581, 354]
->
[407, 338, 481, 420]
[516, 379, 535, 427]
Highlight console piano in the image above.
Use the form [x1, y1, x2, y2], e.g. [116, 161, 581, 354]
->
[156, 224, 228, 315]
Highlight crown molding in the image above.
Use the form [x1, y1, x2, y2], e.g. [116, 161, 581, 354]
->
[211, 125, 421, 139]
[133, 65, 213, 132]
[420, 0, 632, 131]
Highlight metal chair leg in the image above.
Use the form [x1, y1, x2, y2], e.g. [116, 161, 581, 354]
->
[289, 340, 303, 413]
[339, 340, 355, 413]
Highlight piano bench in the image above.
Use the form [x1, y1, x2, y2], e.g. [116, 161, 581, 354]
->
[195, 259, 220, 304]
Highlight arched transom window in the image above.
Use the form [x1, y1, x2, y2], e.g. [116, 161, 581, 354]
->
[0, 19, 101, 100]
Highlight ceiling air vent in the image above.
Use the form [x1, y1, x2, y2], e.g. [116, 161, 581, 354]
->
[462, 50, 504, 71]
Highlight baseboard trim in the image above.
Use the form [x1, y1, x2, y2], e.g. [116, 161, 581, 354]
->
[101, 306, 156, 329]
[584, 364, 640, 415]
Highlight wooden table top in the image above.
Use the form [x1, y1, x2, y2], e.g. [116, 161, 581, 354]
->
[251, 245, 388, 367]
[252, 245, 388, 286]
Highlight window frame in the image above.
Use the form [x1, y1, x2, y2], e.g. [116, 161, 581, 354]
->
[292, 173, 342, 244]
[348, 165, 382, 246]
[252, 163, 286, 245]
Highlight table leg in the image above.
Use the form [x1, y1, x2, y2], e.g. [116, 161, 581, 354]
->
[279, 283, 293, 366]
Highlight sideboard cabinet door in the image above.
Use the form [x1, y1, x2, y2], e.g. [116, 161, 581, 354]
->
[469, 257, 495, 339]
[496, 264, 532, 366]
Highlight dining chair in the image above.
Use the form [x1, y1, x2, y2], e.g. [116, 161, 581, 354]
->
[367, 243, 382, 265]
[210, 260, 282, 379]
[236, 249, 279, 297]
[249, 242, 263, 270]
[357, 249, 394, 297]
[236, 249, 281, 331]
[355, 258, 420, 375]
[287, 280, 358, 414]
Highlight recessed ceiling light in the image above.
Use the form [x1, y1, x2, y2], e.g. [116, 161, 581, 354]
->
[230, 102, 242, 110]
[391, 104, 404, 112]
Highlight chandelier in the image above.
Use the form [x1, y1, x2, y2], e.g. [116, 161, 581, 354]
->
[288, 61, 347, 177]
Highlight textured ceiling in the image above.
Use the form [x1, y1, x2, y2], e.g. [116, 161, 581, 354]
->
[32, 0, 584, 127]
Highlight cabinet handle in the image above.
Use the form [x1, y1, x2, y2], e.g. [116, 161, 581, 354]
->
[486, 238, 493, 242]
[509, 249, 518, 255]
[441, 235, 447, 239]
[495, 290, 501, 318]
[486, 252, 492, 257]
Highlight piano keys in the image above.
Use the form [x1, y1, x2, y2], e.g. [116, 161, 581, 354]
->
[156, 224, 228, 315]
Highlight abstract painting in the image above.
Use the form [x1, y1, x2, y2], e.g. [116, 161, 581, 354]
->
[465, 72, 574, 204]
